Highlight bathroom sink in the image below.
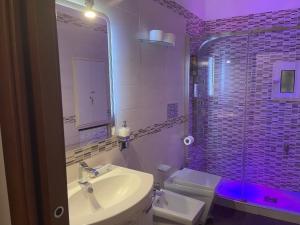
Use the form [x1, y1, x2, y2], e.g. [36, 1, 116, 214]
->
[67, 165, 153, 225]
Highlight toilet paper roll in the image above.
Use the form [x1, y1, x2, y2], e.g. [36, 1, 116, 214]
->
[163, 32, 176, 46]
[183, 136, 194, 146]
[149, 30, 164, 42]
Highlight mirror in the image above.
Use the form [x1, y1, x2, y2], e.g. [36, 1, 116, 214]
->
[56, 3, 113, 151]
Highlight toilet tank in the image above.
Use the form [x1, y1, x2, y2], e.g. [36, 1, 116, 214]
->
[164, 168, 221, 197]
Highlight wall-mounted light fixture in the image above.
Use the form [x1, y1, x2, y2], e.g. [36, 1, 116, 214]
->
[84, 0, 96, 19]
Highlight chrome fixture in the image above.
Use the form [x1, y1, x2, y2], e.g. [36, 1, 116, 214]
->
[85, 0, 94, 8]
[80, 181, 94, 194]
[118, 136, 130, 151]
[153, 182, 162, 191]
[78, 161, 99, 184]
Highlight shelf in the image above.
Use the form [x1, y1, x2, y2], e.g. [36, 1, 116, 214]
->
[138, 38, 175, 47]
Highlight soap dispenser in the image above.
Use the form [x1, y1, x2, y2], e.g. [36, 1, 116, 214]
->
[118, 121, 131, 151]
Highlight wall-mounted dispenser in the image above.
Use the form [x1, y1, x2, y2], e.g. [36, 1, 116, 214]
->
[118, 121, 131, 151]
[272, 61, 300, 101]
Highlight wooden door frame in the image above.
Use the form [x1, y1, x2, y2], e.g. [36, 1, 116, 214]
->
[0, 0, 69, 224]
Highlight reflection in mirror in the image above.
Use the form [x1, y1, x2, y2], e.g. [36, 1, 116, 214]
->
[56, 4, 113, 151]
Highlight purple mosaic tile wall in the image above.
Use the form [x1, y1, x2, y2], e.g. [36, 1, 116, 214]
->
[188, 8, 300, 192]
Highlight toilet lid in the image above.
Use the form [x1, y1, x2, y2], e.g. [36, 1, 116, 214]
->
[171, 168, 221, 191]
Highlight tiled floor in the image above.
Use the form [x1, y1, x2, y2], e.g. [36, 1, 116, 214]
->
[206, 205, 298, 225]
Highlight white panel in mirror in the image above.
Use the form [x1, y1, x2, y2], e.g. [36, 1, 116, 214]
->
[73, 58, 110, 129]
[272, 61, 300, 101]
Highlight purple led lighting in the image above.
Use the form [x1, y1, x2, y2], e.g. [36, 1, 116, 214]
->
[217, 179, 300, 214]
[177, 0, 300, 20]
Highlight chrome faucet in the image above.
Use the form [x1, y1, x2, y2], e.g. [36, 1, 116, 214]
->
[78, 161, 100, 184]
[81, 181, 94, 194]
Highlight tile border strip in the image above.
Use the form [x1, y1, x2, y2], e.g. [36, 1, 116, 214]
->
[66, 115, 188, 166]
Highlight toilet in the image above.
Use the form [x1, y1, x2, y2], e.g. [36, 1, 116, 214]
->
[152, 189, 205, 225]
[164, 168, 221, 225]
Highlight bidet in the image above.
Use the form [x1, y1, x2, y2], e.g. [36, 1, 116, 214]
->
[153, 189, 205, 225]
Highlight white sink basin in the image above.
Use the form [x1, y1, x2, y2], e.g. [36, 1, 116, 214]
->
[68, 165, 153, 225]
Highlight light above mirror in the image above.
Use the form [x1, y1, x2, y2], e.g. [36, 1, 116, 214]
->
[84, 10, 96, 18]
[84, 0, 96, 19]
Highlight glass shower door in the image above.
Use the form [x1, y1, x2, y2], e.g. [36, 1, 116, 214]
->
[196, 35, 250, 201]
[195, 24, 300, 215]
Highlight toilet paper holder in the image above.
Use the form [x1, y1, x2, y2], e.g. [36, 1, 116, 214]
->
[182, 136, 194, 146]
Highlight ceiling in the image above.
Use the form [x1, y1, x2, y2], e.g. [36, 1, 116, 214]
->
[175, 0, 300, 20]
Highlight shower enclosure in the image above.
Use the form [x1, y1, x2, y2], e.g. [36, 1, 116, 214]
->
[190, 22, 300, 215]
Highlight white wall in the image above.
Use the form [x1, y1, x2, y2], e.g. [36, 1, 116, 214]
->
[0, 128, 11, 225]
[176, 0, 300, 20]
[64, 0, 187, 183]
